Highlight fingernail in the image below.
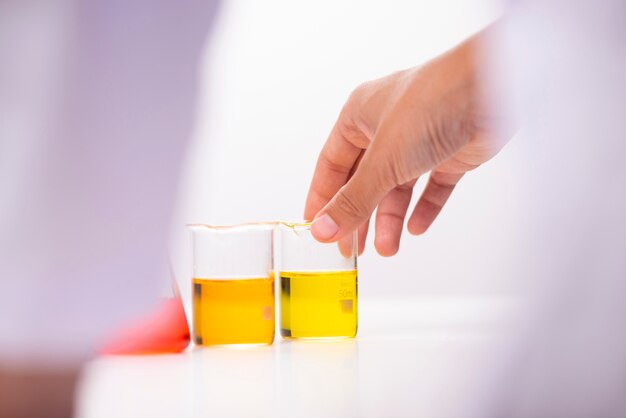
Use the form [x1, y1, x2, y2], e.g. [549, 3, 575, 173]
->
[311, 213, 339, 240]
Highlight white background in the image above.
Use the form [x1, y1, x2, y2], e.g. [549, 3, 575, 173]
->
[75, 2, 543, 416]
[171, 0, 524, 302]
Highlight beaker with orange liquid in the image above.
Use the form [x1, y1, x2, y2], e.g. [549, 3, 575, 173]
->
[188, 223, 275, 346]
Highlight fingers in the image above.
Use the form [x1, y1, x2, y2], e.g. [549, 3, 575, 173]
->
[338, 218, 370, 257]
[357, 219, 370, 255]
[303, 123, 369, 222]
[374, 179, 417, 257]
[407, 170, 464, 235]
[311, 149, 394, 243]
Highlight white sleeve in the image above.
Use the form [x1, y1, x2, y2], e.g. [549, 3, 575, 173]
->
[471, 0, 626, 416]
[0, 0, 218, 368]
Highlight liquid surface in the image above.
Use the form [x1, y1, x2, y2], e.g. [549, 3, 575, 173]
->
[280, 270, 357, 338]
[193, 276, 275, 346]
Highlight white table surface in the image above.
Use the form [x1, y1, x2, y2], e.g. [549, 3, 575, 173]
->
[77, 296, 519, 418]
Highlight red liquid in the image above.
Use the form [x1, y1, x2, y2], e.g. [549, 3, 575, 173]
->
[99, 297, 190, 355]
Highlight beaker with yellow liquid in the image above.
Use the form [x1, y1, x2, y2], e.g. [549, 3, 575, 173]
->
[279, 222, 358, 339]
[188, 223, 275, 346]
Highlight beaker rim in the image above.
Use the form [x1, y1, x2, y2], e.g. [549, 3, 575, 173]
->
[278, 221, 312, 229]
[186, 221, 278, 231]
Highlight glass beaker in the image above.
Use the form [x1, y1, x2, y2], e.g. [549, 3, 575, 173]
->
[188, 223, 275, 346]
[279, 222, 358, 339]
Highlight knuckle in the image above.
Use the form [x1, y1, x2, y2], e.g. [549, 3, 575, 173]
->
[375, 144, 413, 187]
[343, 89, 360, 112]
[332, 188, 371, 221]
[346, 81, 373, 109]
[350, 81, 370, 99]
[387, 157, 413, 187]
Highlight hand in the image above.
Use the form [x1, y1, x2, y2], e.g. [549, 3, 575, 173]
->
[304, 28, 511, 256]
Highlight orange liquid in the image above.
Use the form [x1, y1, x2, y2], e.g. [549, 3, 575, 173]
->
[192, 276, 275, 346]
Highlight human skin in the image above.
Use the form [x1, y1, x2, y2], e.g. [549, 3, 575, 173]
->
[304, 25, 512, 256]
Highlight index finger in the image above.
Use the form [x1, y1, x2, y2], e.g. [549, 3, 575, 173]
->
[303, 122, 369, 221]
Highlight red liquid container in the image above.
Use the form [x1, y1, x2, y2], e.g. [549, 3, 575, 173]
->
[100, 296, 190, 355]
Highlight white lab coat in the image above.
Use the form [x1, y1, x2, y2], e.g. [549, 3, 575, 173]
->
[0, 0, 219, 368]
[471, 0, 626, 416]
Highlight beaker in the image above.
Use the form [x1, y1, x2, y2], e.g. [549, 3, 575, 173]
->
[278, 222, 358, 339]
[188, 223, 275, 346]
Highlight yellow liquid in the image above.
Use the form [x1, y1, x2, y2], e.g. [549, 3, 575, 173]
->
[192, 276, 275, 346]
[280, 270, 358, 338]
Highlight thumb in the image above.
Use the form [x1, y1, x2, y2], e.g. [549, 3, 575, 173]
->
[311, 151, 394, 243]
